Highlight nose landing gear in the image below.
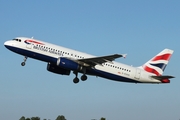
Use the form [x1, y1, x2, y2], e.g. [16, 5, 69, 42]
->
[21, 56, 28, 66]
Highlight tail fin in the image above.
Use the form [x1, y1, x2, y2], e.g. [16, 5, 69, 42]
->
[140, 49, 174, 76]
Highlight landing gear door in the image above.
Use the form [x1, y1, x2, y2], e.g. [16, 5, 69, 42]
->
[134, 68, 141, 79]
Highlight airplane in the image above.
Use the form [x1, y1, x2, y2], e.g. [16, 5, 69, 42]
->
[4, 37, 175, 84]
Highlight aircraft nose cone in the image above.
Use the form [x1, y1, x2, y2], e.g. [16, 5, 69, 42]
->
[4, 41, 12, 49]
[4, 41, 9, 47]
[4, 41, 8, 46]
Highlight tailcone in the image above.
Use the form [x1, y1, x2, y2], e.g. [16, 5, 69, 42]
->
[161, 79, 170, 83]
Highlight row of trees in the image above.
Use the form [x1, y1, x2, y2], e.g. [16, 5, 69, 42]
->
[19, 115, 66, 120]
[19, 115, 106, 120]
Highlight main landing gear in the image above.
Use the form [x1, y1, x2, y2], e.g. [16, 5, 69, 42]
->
[21, 56, 28, 66]
[81, 74, 87, 81]
[73, 71, 88, 84]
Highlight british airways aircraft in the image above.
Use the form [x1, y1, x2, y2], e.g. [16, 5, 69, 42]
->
[4, 37, 175, 84]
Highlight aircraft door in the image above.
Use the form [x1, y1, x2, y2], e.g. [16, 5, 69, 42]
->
[26, 44, 32, 49]
[134, 68, 141, 79]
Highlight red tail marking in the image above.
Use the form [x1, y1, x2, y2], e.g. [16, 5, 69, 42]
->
[144, 66, 161, 76]
[152, 54, 171, 61]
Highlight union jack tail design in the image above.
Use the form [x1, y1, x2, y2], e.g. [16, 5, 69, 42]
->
[141, 49, 174, 76]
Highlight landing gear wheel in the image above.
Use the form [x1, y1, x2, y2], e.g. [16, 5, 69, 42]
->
[21, 56, 28, 66]
[81, 75, 87, 81]
[73, 77, 79, 84]
[21, 62, 25, 66]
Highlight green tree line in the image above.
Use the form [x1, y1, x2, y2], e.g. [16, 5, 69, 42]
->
[19, 115, 106, 120]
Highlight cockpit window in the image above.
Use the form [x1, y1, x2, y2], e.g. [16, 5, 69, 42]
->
[13, 39, 21, 42]
[13, 39, 18, 41]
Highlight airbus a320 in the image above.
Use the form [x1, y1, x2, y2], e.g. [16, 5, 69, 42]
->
[4, 37, 175, 84]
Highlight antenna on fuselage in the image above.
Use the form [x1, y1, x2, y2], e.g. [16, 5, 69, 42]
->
[31, 36, 34, 39]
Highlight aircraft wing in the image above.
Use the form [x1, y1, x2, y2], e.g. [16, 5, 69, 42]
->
[75, 54, 127, 67]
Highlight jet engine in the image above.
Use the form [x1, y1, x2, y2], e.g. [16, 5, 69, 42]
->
[56, 57, 82, 71]
[47, 63, 70, 75]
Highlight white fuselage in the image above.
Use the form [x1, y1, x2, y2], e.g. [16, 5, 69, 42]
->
[4, 37, 162, 84]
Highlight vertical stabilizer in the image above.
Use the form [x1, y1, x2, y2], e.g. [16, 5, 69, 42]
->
[140, 49, 174, 76]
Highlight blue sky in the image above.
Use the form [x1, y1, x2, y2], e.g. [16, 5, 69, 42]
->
[0, 0, 180, 120]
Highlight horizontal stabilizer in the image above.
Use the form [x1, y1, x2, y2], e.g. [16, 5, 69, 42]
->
[151, 75, 175, 80]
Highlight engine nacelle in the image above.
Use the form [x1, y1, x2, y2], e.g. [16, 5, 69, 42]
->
[57, 57, 82, 71]
[47, 63, 70, 75]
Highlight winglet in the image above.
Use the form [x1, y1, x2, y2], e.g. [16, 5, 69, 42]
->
[122, 54, 127, 58]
